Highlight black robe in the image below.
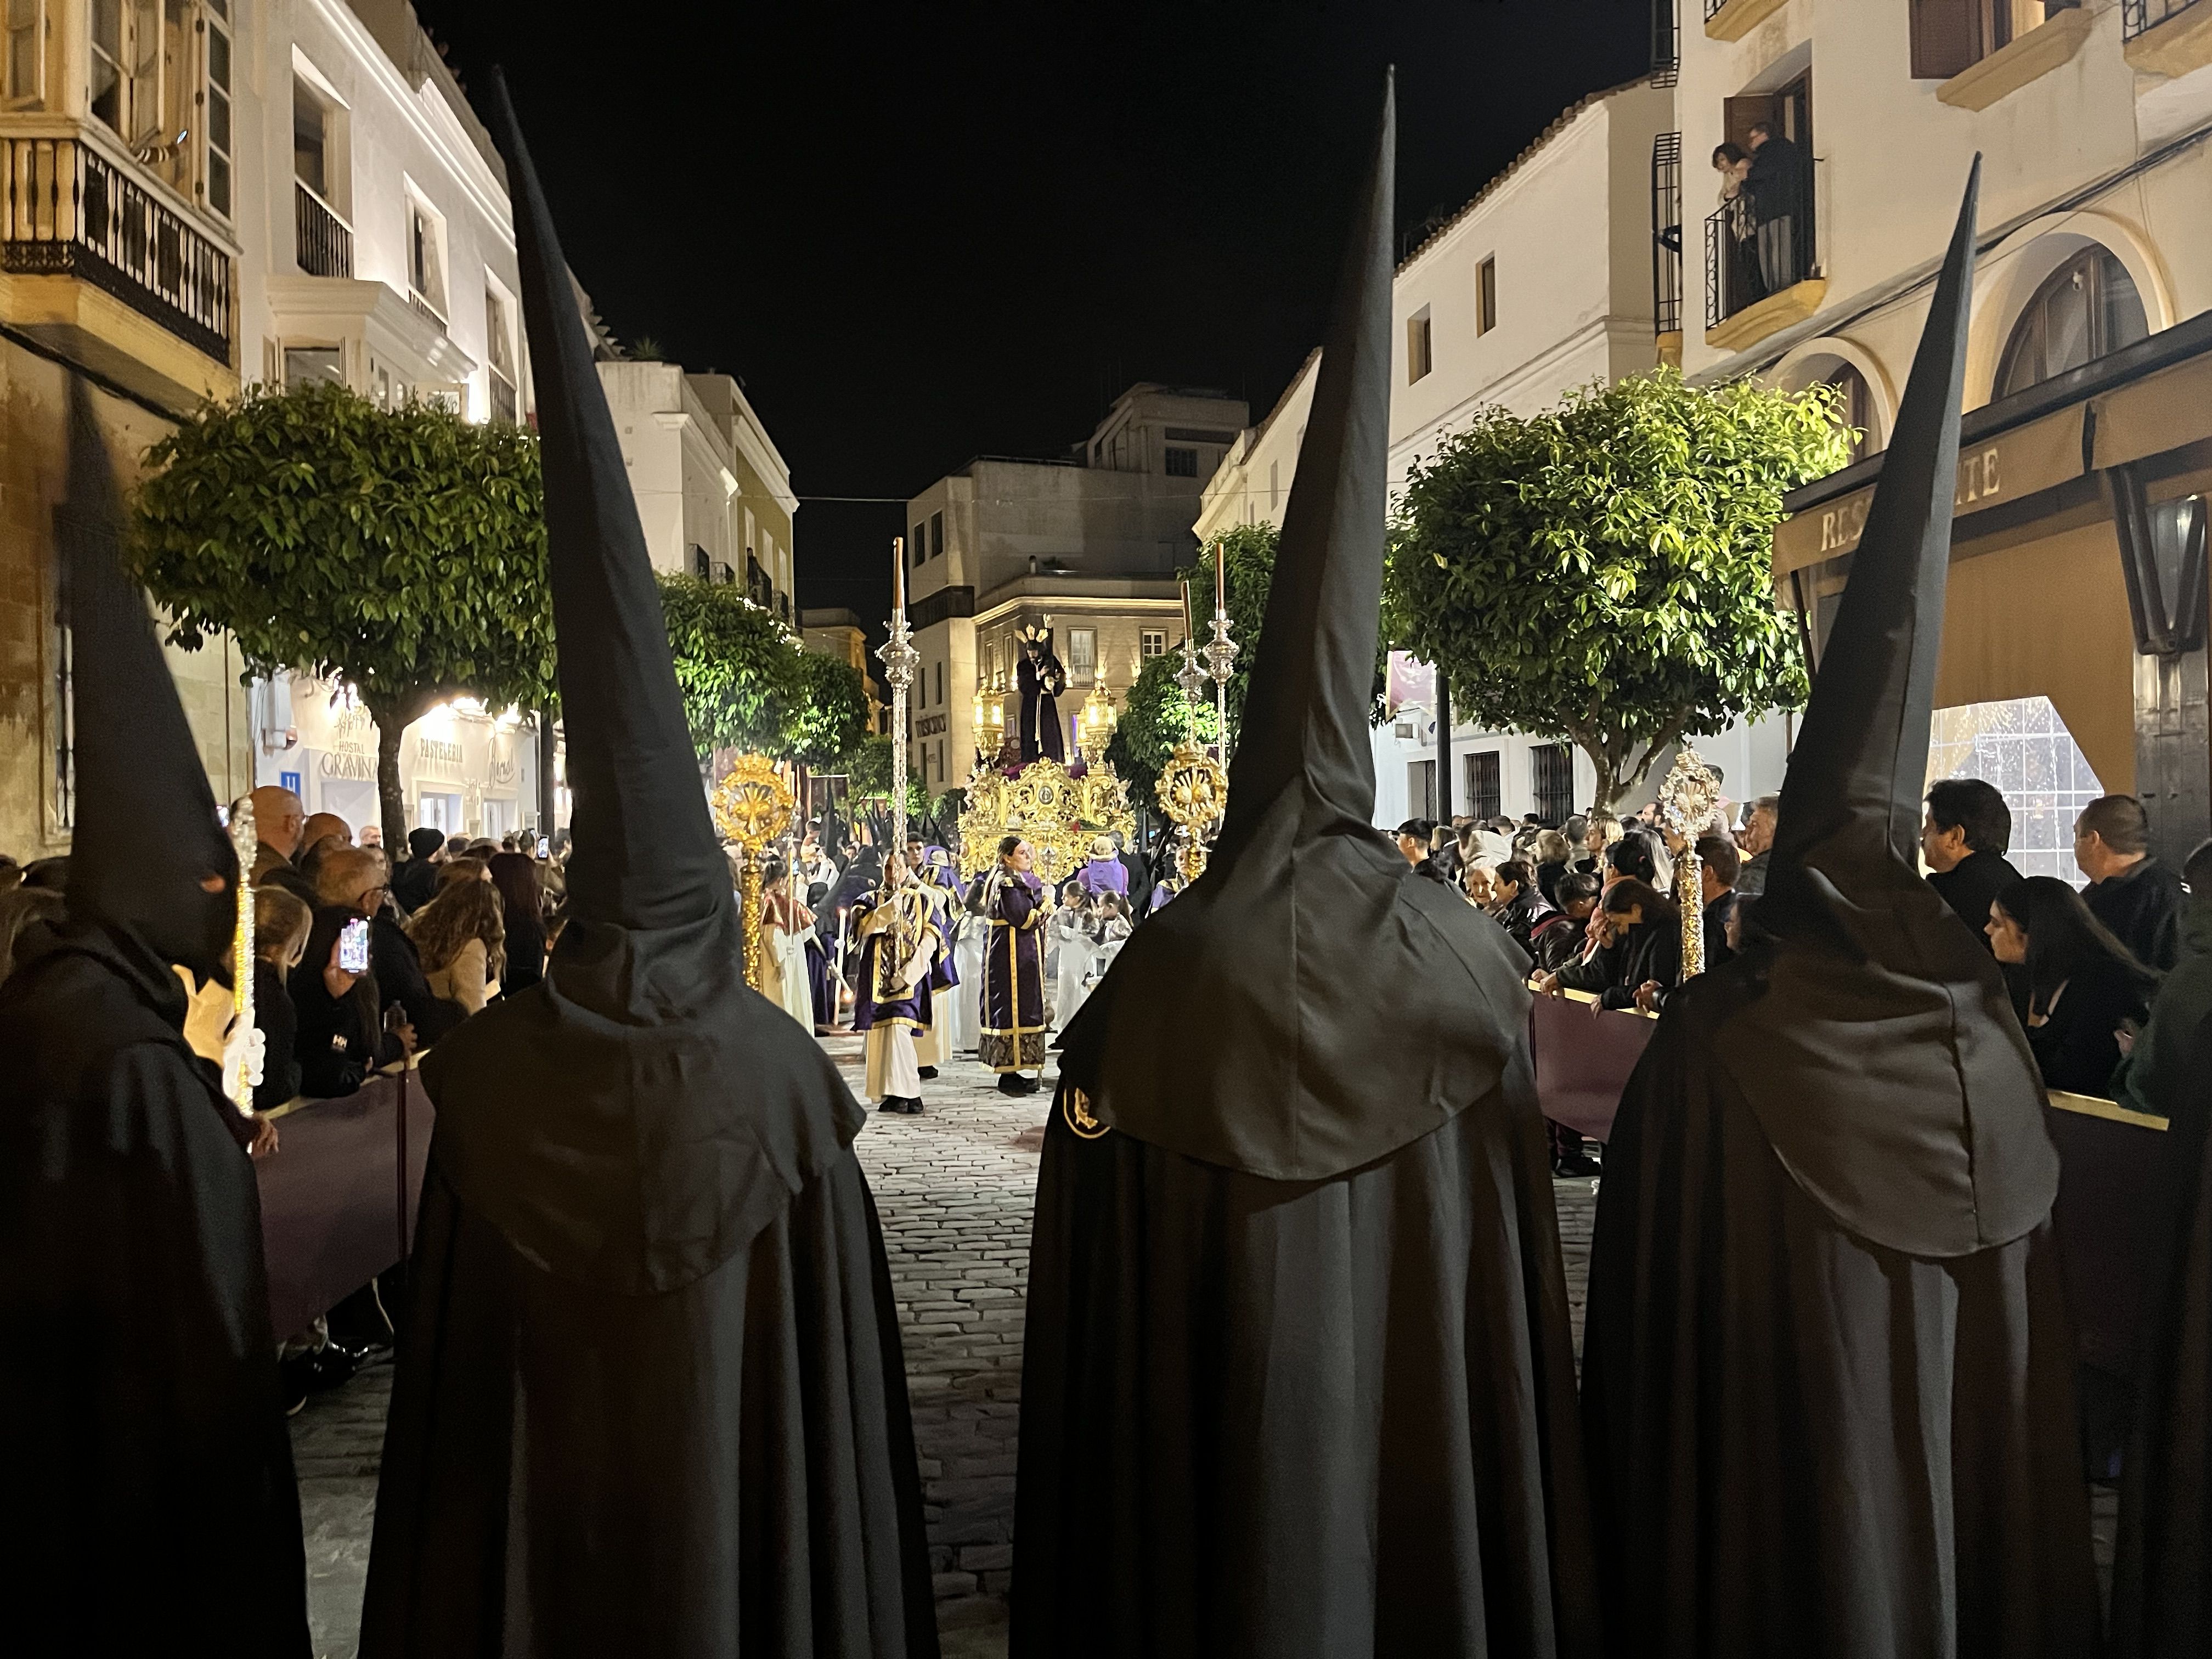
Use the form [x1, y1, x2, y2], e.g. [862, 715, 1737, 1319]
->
[0, 922, 308, 1656]
[1014, 1059, 1599, 1658]
[1582, 964, 2100, 1659]
[2110, 1004, 2212, 1656]
[359, 935, 938, 1659]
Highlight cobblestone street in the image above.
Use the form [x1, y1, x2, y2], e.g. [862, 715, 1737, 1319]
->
[286, 1032, 1609, 1657]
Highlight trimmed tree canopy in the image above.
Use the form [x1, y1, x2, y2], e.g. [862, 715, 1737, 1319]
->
[1384, 369, 1849, 812]
[132, 380, 555, 850]
[658, 573, 805, 760]
[781, 649, 874, 773]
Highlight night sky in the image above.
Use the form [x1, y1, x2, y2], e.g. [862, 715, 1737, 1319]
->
[415, 1, 1654, 641]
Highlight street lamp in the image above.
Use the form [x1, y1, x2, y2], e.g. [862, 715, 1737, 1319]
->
[1081, 669, 1117, 753]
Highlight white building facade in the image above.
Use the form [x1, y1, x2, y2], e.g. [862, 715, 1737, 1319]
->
[1683, 0, 2212, 870]
[1196, 79, 1788, 833]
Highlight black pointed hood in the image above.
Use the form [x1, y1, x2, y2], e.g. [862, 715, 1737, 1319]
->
[1058, 72, 1531, 1182]
[421, 74, 862, 1298]
[1710, 161, 2059, 1257]
[61, 379, 236, 990]
[486, 76, 724, 936]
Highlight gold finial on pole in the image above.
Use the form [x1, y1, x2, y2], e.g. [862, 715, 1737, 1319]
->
[1657, 745, 1723, 983]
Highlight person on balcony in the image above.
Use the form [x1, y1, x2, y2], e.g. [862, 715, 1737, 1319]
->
[1745, 119, 1810, 295]
[1712, 142, 1765, 316]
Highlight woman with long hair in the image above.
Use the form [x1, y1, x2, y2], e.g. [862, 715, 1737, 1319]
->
[404, 874, 507, 1016]
[754, 856, 816, 1032]
[1988, 874, 2158, 1096]
[1539, 877, 1679, 1011]
[486, 850, 548, 995]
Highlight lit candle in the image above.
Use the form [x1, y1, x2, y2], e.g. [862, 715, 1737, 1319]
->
[893, 536, 904, 614]
[1215, 541, 1226, 615]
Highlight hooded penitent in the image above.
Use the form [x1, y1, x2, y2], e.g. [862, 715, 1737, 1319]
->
[1580, 165, 2101, 1658]
[1714, 159, 2056, 1259]
[416, 73, 861, 1296]
[61, 379, 238, 984]
[0, 383, 306, 1654]
[1015, 75, 1596, 1659]
[1057, 72, 1525, 1181]
[361, 71, 935, 1659]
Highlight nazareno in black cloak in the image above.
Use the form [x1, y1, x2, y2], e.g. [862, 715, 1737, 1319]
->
[1014, 74, 1599, 1659]
[0, 384, 308, 1655]
[1580, 163, 2100, 1658]
[358, 72, 936, 1659]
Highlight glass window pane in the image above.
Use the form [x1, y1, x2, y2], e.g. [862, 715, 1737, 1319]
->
[2098, 251, 2149, 357]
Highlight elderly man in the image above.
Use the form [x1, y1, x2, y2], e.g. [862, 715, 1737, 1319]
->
[1733, 793, 1778, 896]
[247, 785, 316, 905]
[2076, 793, 2186, 971]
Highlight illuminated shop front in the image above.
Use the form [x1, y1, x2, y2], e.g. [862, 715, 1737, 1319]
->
[251, 673, 565, 840]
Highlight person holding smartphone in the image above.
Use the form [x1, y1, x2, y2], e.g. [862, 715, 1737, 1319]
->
[288, 850, 414, 1098]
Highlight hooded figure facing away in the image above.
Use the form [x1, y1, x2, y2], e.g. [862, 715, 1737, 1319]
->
[1012, 77, 1598, 1659]
[0, 387, 308, 1654]
[359, 74, 936, 1659]
[1579, 166, 2100, 1658]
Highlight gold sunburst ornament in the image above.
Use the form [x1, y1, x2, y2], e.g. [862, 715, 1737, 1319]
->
[711, 753, 797, 990]
[1155, 743, 1227, 883]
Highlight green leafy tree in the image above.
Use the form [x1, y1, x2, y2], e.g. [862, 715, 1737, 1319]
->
[1384, 368, 1849, 812]
[843, 732, 928, 821]
[658, 573, 805, 761]
[132, 380, 555, 851]
[780, 649, 873, 772]
[1104, 656, 1221, 804]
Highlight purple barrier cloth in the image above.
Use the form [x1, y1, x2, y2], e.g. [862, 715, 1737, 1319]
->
[1528, 992, 1656, 1145]
[255, 1071, 434, 1341]
[2045, 1103, 2173, 1384]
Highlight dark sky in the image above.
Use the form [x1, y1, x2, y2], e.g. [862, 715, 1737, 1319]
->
[416, 1, 1653, 640]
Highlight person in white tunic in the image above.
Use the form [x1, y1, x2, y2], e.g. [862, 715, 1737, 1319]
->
[1049, 890, 1094, 1029]
[754, 860, 816, 1032]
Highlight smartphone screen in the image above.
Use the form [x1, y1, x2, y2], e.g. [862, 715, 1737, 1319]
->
[536, 835, 551, 859]
[338, 917, 371, 975]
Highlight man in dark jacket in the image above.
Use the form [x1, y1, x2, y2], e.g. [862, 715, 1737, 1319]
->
[314, 844, 464, 1047]
[389, 826, 444, 914]
[1745, 119, 1809, 292]
[1923, 778, 2024, 945]
[2078, 793, 2186, 970]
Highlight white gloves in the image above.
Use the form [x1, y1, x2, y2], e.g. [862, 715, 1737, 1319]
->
[222, 1022, 267, 1108]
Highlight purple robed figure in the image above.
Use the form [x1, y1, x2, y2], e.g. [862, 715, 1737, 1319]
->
[1076, 837, 1128, 903]
[973, 855, 1049, 1084]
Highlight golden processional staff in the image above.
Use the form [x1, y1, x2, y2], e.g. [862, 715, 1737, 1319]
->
[1657, 746, 1723, 982]
[225, 795, 258, 1115]
[712, 754, 798, 991]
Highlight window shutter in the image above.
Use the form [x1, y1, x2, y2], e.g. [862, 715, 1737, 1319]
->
[1910, 0, 1979, 80]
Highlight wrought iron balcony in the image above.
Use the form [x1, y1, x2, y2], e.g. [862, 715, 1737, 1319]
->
[0, 133, 232, 363]
[295, 181, 353, 279]
[1706, 197, 1816, 332]
[2126, 0, 2206, 37]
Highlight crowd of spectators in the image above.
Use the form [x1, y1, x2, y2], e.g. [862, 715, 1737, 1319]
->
[1390, 772, 2198, 1169]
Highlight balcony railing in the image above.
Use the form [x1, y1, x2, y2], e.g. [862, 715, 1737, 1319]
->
[295, 181, 353, 279]
[2126, 0, 2206, 37]
[1706, 195, 1816, 332]
[0, 134, 232, 363]
[1652, 132, 1684, 337]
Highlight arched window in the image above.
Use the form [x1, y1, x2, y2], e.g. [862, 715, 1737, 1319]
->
[1995, 246, 2149, 400]
[1821, 361, 1875, 463]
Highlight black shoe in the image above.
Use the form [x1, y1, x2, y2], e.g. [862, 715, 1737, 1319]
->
[1552, 1152, 1602, 1178]
[1014, 1073, 1042, 1096]
[876, 1098, 903, 1113]
[279, 1342, 364, 1403]
[898, 1097, 926, 1115]
[917, 1066, 939, 1080]
[997, 1073, 1028, 1096]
